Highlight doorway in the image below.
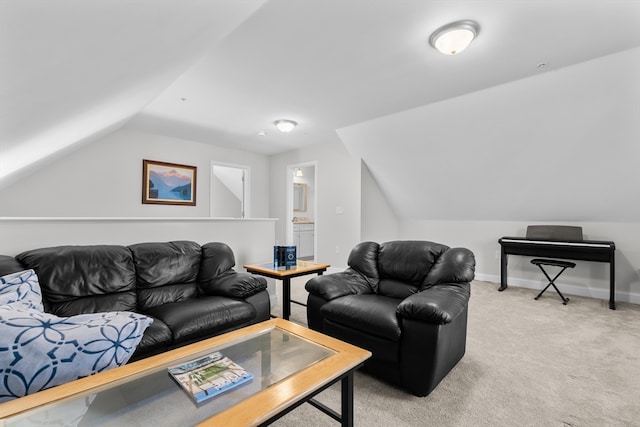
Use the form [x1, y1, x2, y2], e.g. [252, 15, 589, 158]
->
[286, 162, 317, 261]
[210, 162, 250, 218]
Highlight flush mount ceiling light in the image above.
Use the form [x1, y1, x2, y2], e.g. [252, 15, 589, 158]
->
[429, 20, 479, 55]
[274, 119, 297, 133]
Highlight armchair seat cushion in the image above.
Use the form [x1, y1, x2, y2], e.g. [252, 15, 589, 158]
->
[320, 294, 401, 342]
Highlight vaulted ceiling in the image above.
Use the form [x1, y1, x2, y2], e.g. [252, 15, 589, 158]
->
[2, 0, 640, 220]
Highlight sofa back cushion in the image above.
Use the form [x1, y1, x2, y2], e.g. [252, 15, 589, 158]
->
[15, 245, 137, 316]
[377, 241, 449, 298]
[129, 241, 201, 310]
[198, 242, 236, 281]
[0, 255, 25, 277]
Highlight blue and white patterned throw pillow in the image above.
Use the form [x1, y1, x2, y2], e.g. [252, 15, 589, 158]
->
[0, 270, 44, 312]
[0, 308, 152, 402]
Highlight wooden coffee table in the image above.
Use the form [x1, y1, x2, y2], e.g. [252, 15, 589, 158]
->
[0, 319, 370, 427]
[244, 261, 331, 320]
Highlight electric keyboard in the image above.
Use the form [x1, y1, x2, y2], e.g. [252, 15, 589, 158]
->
[498, 233, 616, 309]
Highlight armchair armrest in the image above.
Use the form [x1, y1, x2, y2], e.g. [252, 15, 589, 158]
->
[199, 271, 267, 299]
[397, 282, 470, 324]
[305, 269, 373, 301]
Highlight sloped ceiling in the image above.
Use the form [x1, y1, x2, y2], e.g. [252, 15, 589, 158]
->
[1, 1, 640, 222]
[338, 48, 640, 221]
[0, 0, 266, 187]
[127, 0, 640, 156]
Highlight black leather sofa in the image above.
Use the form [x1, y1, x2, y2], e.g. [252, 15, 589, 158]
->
[306, 240, 475, 396]
[0, 241, 270, 361]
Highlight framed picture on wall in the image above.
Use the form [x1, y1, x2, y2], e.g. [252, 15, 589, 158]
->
[142, 159, 197, 206]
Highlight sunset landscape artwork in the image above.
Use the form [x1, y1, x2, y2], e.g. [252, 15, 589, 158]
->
[142, 159, 197, 206]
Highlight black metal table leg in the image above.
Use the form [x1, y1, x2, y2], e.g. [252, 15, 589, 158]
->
[260, 368, 361, 426]
[282, 277, 291, 320]
[341, 372, 354, 427]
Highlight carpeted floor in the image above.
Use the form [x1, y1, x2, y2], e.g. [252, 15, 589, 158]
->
[270, 279, 640, 427]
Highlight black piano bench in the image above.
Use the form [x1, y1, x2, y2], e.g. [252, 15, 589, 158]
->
[530, 259, 576, 305]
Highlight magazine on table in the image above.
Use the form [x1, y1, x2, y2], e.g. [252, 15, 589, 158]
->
[168, 351, 253, 404]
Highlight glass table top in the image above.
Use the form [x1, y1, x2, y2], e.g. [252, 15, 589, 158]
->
[4, 324, 336, 427]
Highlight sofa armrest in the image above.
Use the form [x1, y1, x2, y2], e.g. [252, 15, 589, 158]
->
[305, 269, 373, 301]
[397, 282, 470, 324]
[0, 255, 24, 277]
[199, 271, 267, 299]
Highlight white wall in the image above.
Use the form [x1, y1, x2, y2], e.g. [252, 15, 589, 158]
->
[270, 140, 361, 269]
[0, 128, 279, 304]
[399, 220, 640, 304]
[0, 218, 278, 307]
[0, 128, 271, 218]
[0, 218, 275, 266]
[210, 173, 242, 217]
[337, 48, 640, 306]
[339, 47, 640, 222]
[361, 161, 398, 243]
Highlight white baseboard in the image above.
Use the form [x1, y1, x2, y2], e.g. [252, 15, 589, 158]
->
[474, 273, 640, 305]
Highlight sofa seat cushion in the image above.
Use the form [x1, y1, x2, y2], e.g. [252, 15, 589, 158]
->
[0, 307, 152, 402]
[134, 316, 174, 358]
[320, 294, 401, 342]
[143, 296, 255, 342]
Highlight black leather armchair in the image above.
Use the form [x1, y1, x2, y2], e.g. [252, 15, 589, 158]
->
[306, 240, 475, 396]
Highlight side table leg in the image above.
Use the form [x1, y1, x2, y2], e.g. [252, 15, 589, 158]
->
[341, 372, 354, 427]
[283, 277, 291, 320]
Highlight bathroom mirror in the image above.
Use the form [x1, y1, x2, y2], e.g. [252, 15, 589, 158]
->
[293, 183, 307, 212]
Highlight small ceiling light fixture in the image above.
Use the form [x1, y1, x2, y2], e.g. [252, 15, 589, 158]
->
[295, 168, 304, 177]
[429, 20, 479, 55]
[274, 119, 297, 133]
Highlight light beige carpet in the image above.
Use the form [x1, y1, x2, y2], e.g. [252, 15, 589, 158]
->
[271, 279, 640, 427]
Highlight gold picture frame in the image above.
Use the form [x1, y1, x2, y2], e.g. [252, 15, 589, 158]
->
[142, 159, 197, 206]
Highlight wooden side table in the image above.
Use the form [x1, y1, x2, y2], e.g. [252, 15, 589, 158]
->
[244, 261, 331, 320]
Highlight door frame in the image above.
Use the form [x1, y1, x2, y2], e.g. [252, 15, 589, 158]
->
[286, 161, 317, 258]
